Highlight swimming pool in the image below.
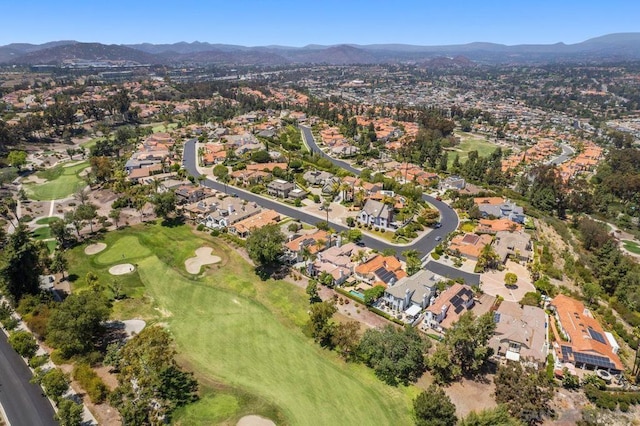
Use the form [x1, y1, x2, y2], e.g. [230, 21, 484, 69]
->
[349, 290, 365, 300]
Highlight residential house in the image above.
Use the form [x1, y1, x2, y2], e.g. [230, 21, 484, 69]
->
[358, 199, 394, 229]
[201, 198, 261, 229]
[229, 209, 281, 238]
[310, 242, 359, 286]
[283, 229, 330, 264]
[175, 185, 211, 204]
[439, 176, 466, 191]
[474, 197, 525, 223]
[550, 294, 623, 373]
[493, 231, 533, 263]
[448, 233, 494, 261]
[423, 284, 476, 332]
[127, 163, 163, 182]
[476, 218, 522, 234]
[303, 170, 334, 186]
[267, 179, 295, 198]
[382, 269, 441, 317]
[489, 301, 548, 366]
[354, 255, 406, 286]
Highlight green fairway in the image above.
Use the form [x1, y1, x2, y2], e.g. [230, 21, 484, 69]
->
[448, 132, 499, 166]
[31, 226, 52, 240]
[67, 224, 414, 425]
[623, 240, 640, 254]
[25, 161, 89, 200]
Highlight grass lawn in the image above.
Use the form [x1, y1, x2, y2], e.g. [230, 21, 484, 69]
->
[31, 226, 52, 240]
[623, 240, 640, 254]
[67, 223, 414, 425]
[447, 132, 499, 167]
[25, 161, 89, 200]
[35, 217, 59, 225]
[80, 137, 103, 150]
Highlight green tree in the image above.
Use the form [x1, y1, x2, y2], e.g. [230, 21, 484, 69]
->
[47, 291, 111, 357]
[38, 368, 69, 404]
[403, 249, 422, 276]
[111, 326, 199, 424]
[246, 224, 285, 268]
[7, 150, 27, 170]
[358, 325, 429, 385]
[75, 203, 98, 234]
[413, 385, 457, 426]
[428, 311, 496, 383]
[505, 272, 518, 286]
[152, 191, 177, 221]
[363, 285, 385, 306]
[212, 164, 229, 180]
[0, 224, 44, 303]
[8, 330, 38, 358]
[50, 250, 68, 281]
[305, 300, 337, 347]
[305, 281, 321, 303]
[49, 217, 74, 248]
[494, 362, 554, 425]
[331, 321, 361, 360]
[55, 399, 84, 426]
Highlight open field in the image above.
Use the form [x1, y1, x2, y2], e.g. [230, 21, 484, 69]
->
[25, 161, 89, 200]
[447, 132, 499, 166]
[67, 223, 415, 425]
[623, 240, 640, 254]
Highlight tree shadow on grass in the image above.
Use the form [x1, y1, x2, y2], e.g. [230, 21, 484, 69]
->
[254, 264, 289, 281]
[161, 216, 185, 228]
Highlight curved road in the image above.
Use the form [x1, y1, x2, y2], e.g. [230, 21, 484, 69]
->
[547, 142, 575, 166]
[0, 331, 58, 426]
[184, 129, 458, 259]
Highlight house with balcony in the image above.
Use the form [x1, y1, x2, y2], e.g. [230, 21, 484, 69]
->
[358, 199, 394, 229]
[381, 270, 441, 321]
[423, 284, 476, 333]
[488, 301, 548, 366]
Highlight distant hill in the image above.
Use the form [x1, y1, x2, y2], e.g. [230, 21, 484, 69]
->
[2, 33, 640, 66]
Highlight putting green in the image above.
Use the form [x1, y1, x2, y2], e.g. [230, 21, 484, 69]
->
[95, 236, 152, 265]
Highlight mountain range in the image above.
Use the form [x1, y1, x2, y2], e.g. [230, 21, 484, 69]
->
[1, 33, 640, 66]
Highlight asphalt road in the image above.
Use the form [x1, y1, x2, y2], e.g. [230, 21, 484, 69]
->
[547, 142, 575, 166]
[0, 331, 58, 426]
[184, 129, 459, 259]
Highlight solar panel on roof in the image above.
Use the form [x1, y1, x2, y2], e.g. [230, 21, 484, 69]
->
[455, 305, 464, 314]
[561, 345, 573, 360]
[493, 312, 501, 323]
[588, 328, 607, 345]
[574, 353, 616, 370]
[450, 295, 461, 306]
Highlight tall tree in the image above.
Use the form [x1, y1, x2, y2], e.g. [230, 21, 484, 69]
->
[47, 291, 111, 357]
[413, 385, 457, 426]
[246, 224, 285, 269]
[0, 225, 44, 303]
[111, 326, 198, 424]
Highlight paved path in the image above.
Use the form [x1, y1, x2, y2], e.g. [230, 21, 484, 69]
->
[546, 142, 575, 165]
[184, 130, 459, 259]
[0, 331, 57, 426]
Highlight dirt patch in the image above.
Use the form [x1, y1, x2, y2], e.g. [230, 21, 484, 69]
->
[237, 415, 276, 426]
[109, 263, 135, 275]
[443, 377, 497, 418]
[85, 243, 107, 255]
[185, 247, 221, 274]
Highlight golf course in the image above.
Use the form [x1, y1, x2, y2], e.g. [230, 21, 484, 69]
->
[447, 132, 499, 167]
[67, 223, 415, 425]
[25, 161, 89, 200]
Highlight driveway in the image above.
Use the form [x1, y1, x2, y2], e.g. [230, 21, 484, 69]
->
[480, 261, 535, 302]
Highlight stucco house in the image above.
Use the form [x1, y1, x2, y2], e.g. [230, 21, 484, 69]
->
[358, 199, 394, 229]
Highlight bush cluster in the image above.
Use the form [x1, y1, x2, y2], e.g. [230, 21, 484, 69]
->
[73, 363, 109, 404]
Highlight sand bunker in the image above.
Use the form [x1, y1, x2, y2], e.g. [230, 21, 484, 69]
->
[237, 416, 276, 426]
[122, 319, 146, 337]
[109, 263, 135, 275]
[85, 243, 107, 255]
[185, 247, 221, 274]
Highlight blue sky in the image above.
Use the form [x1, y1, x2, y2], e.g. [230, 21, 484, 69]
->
[4, 0, 639, 46]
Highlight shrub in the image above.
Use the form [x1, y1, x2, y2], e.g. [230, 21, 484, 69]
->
[9, 330, 38, 358]
[210, 229, 220, 237]
[39, 368, 69, 404]
[196, 224, 205, 231]
[2, 317, 19, 331]
[29, 354, 50, 369]
[72, 363, 109, 404]
[431, 252, 441, 260]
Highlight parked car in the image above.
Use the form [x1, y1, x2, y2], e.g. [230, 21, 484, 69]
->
[435, 236, 442, 241]
[435, 222, 441, 228]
